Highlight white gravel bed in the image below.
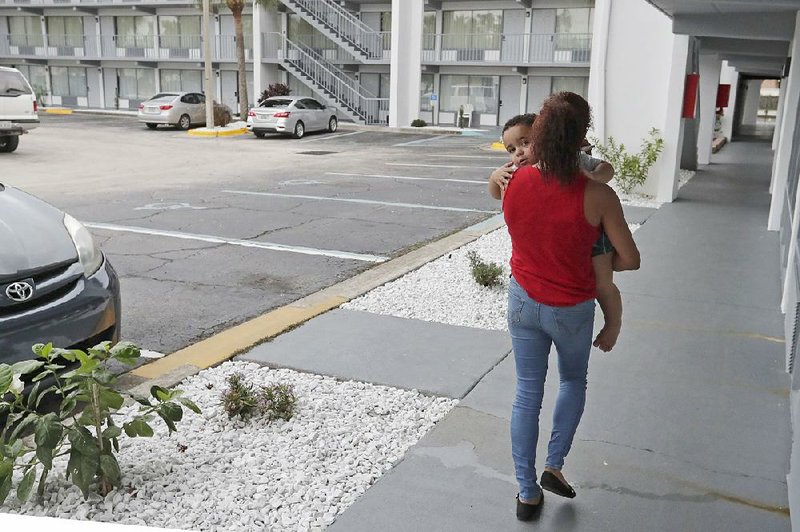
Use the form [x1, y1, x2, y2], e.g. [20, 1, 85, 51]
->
[2, 361, 456, 531]
[344, 224, 642, 331]
[679, 169, 696, 189]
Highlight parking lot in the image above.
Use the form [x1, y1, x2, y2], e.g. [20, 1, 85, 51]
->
[2, 113, 506, 355]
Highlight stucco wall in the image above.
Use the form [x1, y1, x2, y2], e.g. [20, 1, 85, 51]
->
[591, 0, 678, 197]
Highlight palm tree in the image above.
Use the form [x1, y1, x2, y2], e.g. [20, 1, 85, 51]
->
[203, 0, 278, 119]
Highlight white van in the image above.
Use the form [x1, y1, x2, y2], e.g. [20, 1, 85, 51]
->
[0, 67, 39, 153]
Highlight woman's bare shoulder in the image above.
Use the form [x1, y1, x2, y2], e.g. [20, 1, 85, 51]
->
[585, 180, 618, 204]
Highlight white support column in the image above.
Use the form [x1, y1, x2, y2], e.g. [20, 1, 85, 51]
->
[519, 77, 528, 116]
[697, 53, 721, 165]
[719, 60, 738, 141]
[253, 4, 281, 97]
[389, 0, 423, 128]
[769, 11, 800, 231]
[587, 0, 611, 140]
[774, 80, 787, 151]
[771, 80, 786, 193]
[98, 67, 105, 109]
[656, 34, 691, 203]
[742, 79, 762, 126]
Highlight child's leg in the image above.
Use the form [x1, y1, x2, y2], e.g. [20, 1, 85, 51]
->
[592, 252, 622, 352]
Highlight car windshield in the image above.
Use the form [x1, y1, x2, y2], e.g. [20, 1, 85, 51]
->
[262, 99, 292, 108]
[0, 71, 32, 96]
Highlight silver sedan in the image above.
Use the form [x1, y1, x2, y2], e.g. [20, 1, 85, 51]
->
[246, 96, 337, 139]
[138, 92, 207, 130]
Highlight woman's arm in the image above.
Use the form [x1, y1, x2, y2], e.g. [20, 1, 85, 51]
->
[597, 185, 640, 271]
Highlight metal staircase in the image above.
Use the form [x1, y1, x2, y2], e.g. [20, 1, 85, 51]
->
[279, 36, 388, 125]
[278, 0, 385, 62]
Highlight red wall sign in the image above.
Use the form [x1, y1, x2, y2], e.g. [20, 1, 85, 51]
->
[716, 84, 731, 108]
[682, 73, 700, 119]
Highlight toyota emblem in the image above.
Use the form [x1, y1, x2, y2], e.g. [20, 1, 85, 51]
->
[5, 281, 34, 303]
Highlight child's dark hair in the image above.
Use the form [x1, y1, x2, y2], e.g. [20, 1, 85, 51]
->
[502, 113, 537, 134]
[532, 92, 590, 185]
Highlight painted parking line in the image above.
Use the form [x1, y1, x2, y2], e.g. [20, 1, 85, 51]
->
[426, 154, 508, 159]
[326, 172, 485, 185]
[386, 162, 499, 170]
[85, 222, 388, 263]
[222, 189, 499, 214]
[393, 135, 451, 147]
[303, 130, 365, 142]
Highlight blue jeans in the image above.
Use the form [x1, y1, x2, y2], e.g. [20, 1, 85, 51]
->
[507, 275, 595, 500]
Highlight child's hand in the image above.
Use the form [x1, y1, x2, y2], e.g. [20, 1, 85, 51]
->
[490, 162, 515, 192]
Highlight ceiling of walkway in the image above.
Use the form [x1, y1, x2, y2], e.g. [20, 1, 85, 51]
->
[647, 0, 800, 76]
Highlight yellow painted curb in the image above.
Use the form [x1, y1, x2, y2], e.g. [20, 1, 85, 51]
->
[187, 127, 247, 138]
[131, 296, 346, 379]
[44, 108, 73, 115]
[491, 141, 505, 151]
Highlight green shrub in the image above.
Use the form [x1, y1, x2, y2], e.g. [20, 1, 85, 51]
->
[213, 101, 232, 126]
[410, 119, 427, 127]
[592, 128, 664, 194]
[221, 373, 296, 422]
[258, 83, 291, 105]
[467, 251, 504, 288]
[0, 341, 200, 503]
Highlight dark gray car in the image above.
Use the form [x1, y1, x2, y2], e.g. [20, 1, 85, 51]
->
[0, 184, 120, 364]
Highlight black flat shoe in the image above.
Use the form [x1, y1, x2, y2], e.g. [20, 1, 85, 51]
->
[540, 470, 576, 498]
[516, 493, 544, 521]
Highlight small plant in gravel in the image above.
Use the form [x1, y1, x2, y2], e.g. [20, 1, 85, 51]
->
[592, 128, 664, 194]
[0, 341, 200, 504]
[467, 251, 504, 288]
[410, 119, 427, 127]
[221, 373, 296, 422]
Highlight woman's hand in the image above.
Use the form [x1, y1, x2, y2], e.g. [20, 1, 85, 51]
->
[489, 162, 515, 200]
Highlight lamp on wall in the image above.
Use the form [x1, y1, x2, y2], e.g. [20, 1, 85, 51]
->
[522, 77, 527, 85]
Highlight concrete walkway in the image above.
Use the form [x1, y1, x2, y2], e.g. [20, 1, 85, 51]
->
[240, 139, 790, 530]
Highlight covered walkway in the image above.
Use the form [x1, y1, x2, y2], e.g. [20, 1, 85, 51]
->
[328, 139, 790, 531]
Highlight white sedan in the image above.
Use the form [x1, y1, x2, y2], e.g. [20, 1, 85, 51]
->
[247, 96, 338, 139]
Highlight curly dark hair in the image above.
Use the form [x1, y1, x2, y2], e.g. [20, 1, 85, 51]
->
[502, 113, 537, 134]
[532, 92, 591, 185]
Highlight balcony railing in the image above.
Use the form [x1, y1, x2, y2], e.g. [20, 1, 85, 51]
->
[100, 34, 203, 59]
[215, 34, 253, 62]
[0, 0, 193, 4]
[422, 33, 592, 65]
[3, 33, 99, 58]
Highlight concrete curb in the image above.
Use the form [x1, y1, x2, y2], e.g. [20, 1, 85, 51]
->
[71, 108, 138, 117]
[187, 127, 248, 138]
[43, 108, 73, 115]
[121, 213, 506, 391]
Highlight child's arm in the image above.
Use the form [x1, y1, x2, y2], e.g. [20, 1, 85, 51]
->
[585, 162, 614, 184]
[579, 152, 615, 184]
[489, 162, 514, 200]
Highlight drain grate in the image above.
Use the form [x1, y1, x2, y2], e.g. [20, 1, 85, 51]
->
[296, 150, 337, 156]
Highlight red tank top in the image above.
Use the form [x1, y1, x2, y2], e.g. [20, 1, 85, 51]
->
[503, 165, 600, 306]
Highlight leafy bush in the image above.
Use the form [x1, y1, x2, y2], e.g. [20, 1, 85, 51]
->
[221, 373, 296, 422]
[410, 119, 427, 128]
[213, 101, 232, 126]
[466, 251, 504, 288]
[592, 128, 664, 194]
[0, 342, 199, 504]
[258, 83, 291, 105]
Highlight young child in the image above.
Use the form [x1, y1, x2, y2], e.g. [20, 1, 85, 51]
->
[489, 110, 623, 352]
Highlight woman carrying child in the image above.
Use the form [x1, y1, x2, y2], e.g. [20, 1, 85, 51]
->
[500, 93, 640, 520]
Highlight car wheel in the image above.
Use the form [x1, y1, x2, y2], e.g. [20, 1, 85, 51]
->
[254, 131, 266, 139]
[0, 135, 19, 153]
[145, 123, 158, 130]
[293, 121, 305, 139]
[328, 116, 338, 133]
[177, 114, 191, 130]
